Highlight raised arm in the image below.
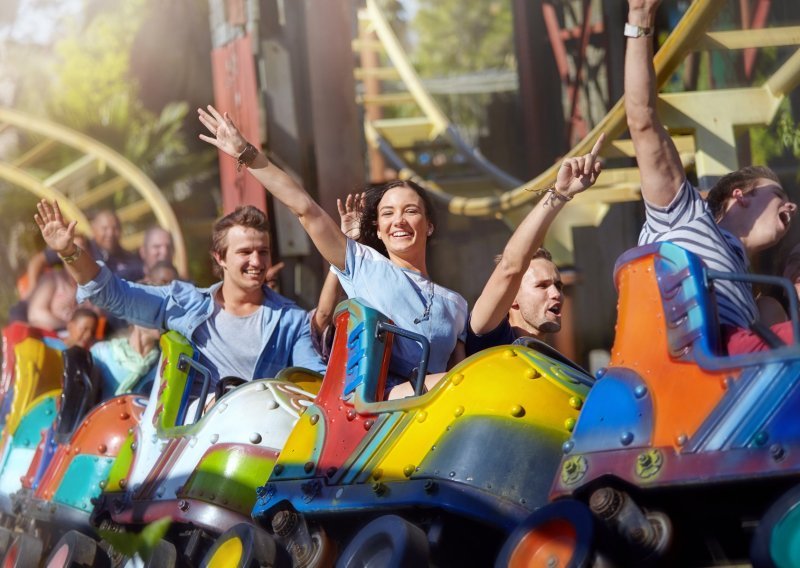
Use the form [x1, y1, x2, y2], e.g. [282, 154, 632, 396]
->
[34, 200, 100, 285]
[198, 105, 347, 270]
[625, 0, 685, 207]
[470, 134, 605, 335]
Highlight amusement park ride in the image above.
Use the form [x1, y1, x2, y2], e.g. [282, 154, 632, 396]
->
[2, 0, 800, 565]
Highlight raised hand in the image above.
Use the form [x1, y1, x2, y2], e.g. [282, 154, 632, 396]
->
[554, 132, 605, 198]
[265, 261, 286, 291]
[197, 105, 249, 158]
[34, 200, 77, 254]
[337, 193, 365, 239]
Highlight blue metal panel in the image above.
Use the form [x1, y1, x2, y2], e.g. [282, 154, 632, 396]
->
[569, 368, 652, 454]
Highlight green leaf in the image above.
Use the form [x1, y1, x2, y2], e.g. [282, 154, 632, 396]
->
[97, 517, 172, 562]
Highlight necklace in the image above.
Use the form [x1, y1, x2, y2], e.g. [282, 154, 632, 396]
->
[414, 278, 435, 324]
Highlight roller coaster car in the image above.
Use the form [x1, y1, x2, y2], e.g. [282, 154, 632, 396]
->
[0, 337, 62, 523]
[88, 331, 321, 565]
[498, 242, 800, 568]
[0, 347, 143, 566]
[240, 299, 593, 568]
[0, 323, 57, 432]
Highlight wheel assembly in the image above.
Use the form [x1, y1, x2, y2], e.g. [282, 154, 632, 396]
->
[752, 485, 800, 568]
[46, 531, 111, 568]
[2, 534, 43, 568]
[201, 523, 282, 568]
[336, 515, 430, 568]
[495, 500, 595, 568]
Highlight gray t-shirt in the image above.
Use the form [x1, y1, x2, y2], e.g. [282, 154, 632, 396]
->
[193, 302, 265, 385]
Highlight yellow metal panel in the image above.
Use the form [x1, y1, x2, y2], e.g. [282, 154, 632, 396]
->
[369, 347, 586, 480]
[697, 27, 800, 51]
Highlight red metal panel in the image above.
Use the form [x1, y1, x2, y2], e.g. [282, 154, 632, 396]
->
[210, 35, 267, 214]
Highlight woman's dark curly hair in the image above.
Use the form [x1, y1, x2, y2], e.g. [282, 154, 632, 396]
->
[357, 180, 437, 257]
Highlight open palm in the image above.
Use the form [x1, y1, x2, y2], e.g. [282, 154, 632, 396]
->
[34, 200, 76, 253]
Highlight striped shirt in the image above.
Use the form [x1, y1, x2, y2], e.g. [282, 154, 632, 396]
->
[638, 179, 757, 329]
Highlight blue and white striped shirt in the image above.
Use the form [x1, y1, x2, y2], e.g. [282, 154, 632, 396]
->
[639, 179, 757, 329]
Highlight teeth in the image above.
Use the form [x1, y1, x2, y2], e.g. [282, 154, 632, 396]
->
[391, 231, 410, 237]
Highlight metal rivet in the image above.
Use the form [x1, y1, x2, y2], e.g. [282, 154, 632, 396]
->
[510, 405, 525, 418]
[416, 411, 427, 423]
[249, 433, 262, 444]
[454, 406, 464, 417]
[620, 432, 634, 446]
[564, 417, 576, 432]
[634, 385, 647, 398]
[403, 465, 415, 478]
[526, 368, 540, 380]
[451, 373, 464, 385]
[569, 396, 583, 410]
[310, 414, 319, 425]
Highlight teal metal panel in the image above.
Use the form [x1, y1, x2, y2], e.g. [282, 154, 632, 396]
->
[11, 396, 57, 450]
[52, 454, 115, 512]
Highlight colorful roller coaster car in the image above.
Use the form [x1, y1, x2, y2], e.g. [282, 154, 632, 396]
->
[87, 331, 322, 565]
[232, 299, 593, 567]
[0, 323, 57, 433]
[0, 336, 63, 529]
[498, 242, 800, 568]
[2, 346, 146, 567]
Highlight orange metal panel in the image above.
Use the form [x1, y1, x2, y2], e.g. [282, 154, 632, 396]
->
[210, 35, 267, 214]
[610, 255, 736, 448]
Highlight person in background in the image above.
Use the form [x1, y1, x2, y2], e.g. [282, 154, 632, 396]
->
[27, 269, 78, 332]
[34, 200, 325, 389]
[64, 308, 99, 350]
[139, 226, 175, 280]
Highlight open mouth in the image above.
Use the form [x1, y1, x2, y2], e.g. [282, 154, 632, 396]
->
[548, 304, 562, 316]
[390, 231, 411, 238]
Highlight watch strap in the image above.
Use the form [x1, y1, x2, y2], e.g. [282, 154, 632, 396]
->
[624, 22, 653, 38]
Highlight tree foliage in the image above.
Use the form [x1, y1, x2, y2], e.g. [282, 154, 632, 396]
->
[409, 0, 515, 137]
[412, 0, 514, 77]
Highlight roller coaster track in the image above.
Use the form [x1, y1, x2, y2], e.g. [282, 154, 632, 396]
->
[356, 0, 800, 262]
[0, 107, 187, 275]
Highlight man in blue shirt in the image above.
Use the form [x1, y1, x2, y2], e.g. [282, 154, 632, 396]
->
[34, 202, 324, 385]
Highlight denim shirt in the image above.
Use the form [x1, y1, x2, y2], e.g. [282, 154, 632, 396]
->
[77, 265, 325, 377]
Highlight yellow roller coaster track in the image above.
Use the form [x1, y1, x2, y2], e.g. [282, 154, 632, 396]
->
[0, 107, 187, 275]
[356, 0, 800, 263]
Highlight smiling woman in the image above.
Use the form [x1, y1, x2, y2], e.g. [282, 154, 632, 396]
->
[197, 105, 468, 391]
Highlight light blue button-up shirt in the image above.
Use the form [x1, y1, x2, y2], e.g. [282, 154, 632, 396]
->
[77, 265, 325, 377]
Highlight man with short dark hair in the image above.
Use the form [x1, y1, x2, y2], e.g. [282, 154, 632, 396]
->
[34, 201, 324, 385]
[467, 249, 564, 355]
[624, 0, 797, 353]
[466, 137, 604, 356]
